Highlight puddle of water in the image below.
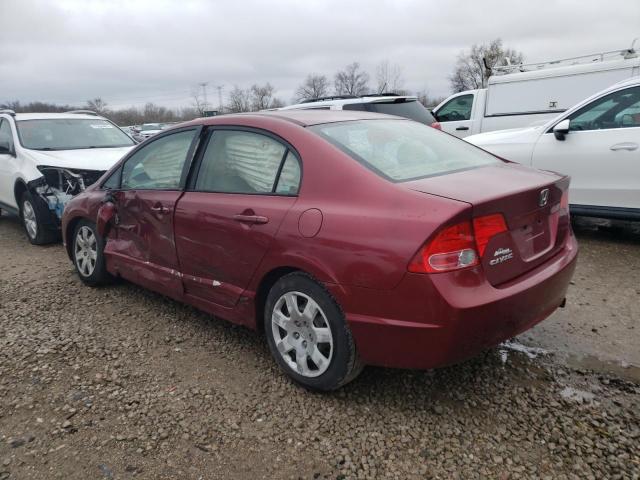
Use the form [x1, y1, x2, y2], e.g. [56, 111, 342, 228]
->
[565, 353, 640, 383]
[502, 340, 640, 384]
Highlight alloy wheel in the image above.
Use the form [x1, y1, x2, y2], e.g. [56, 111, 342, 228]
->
[271, 291, 333, 378]
[75, 226, 98, 277]
[22, 200, 37, 239]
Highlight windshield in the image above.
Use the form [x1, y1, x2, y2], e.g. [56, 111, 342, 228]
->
[310, 119, 499, 182]
[16, 119, 135, 150]
[343, 100, 436, 125]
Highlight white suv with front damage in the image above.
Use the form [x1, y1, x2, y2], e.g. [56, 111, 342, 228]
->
[0, 110, 135, 244]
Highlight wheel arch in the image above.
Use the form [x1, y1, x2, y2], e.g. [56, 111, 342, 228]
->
[13, 179, 28, 209]
[64, 215, 86, 259]
[253, 266, 300, 334]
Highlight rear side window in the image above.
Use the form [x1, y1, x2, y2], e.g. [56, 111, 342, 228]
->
[195, 130, 300, 195]
[343, 100, 436, 125]
[275, 151, 301, 195]
[310, 119, 498, 182]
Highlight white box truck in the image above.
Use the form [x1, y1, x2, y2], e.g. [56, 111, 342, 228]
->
[433, 39, 640, 138]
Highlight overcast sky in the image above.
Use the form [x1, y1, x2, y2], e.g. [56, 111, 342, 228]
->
[1, 0, 638, 110]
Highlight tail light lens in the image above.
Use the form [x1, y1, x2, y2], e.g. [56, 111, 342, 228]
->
[560, 190, 569, 212]
[408, 221, 478, 273]
[473, 214, 508, 257]
[408, 213, 508, 273]
[430, 121, 442, 130]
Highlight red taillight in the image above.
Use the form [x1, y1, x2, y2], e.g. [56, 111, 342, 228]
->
[473, 214, 508, 257]
[409, 214, 509, 274]
[408, 221, 478, 273]
[430, 121, 442, 130]
[560, 190, 569, 211]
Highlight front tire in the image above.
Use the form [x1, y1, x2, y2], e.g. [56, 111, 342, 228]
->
[72, 219, 112, 286]
[264, 272, 363, 391]
[20, 191, 58, 245]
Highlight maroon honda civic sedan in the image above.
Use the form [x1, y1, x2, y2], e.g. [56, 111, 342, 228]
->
[62, 110, 578, 391]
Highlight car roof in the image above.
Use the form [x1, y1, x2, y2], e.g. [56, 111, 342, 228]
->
[191, 110, 408, 128]
[280, 95, 419, 111]
[7, 112, 107, 121]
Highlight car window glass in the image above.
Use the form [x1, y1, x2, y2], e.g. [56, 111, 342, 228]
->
[275, 151, 301, 195]
[102, 167, 121, 189]
[121, 130, 196, 190]
[569, 86, 640, 131]
[0, 119, 14, 151]
[436, 94, 473, 122]
[311, 119, 498, 182]
[195, 130, 287, 194]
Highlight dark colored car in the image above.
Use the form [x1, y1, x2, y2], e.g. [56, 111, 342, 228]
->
[62, 110, 578, 391]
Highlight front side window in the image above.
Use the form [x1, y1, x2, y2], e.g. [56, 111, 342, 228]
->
[121, 129, 197, 190]
[569, 86, 640, 131]
[0, 119, 14, 151]
[311, 119, 498, 182]
[435, 94, 473, 122]
[16, 119, 135, 150]
[195, 130, 298, 194]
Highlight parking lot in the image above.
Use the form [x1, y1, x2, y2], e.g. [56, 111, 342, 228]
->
[0, 213, 638, 480]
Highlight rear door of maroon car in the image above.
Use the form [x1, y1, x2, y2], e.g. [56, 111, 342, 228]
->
[106, 127, 201, 300]
[174, 127, 301, 308]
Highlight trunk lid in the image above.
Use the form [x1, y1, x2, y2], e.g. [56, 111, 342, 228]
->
[405, 163, 571, 285]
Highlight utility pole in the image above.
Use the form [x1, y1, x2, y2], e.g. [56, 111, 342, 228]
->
[199, 82, 209, 112]
[216, 85, 224, 114]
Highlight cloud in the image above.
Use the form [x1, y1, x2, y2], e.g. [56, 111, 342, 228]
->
[1, 0, 638, 109]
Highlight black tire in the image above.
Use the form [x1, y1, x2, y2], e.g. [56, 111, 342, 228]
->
[72, 219, 113, 286]
[264, 272, 364, 391]
[20, 190, 58, 245]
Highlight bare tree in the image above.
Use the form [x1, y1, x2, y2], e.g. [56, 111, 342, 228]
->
[334, 62, 370, 96]
[415, 90, 447, 109]
[250, 83, 283, 110]
[450, 38, 524, 92]
[86, 97, 109, 115]
[375, 61, 405, 94]
[294, 74, 330, 102]
[190, 85, 208, 115]
[226, 85, 251, 113]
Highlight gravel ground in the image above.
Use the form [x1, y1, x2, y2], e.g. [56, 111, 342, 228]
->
[0, 214, 639, 480]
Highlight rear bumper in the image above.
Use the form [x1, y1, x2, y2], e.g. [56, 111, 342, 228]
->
[327, 234, 578, 370]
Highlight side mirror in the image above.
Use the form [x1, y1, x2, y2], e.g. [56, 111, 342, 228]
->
[553, 119, 571, 141]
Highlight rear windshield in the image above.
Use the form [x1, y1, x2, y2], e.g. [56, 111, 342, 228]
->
[343, 99, 436, 124]
[310, 119, 499, 182]
[16, 119, 135, 150]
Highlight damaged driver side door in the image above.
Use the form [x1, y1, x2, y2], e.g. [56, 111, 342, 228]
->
[104, 127, 201, 300]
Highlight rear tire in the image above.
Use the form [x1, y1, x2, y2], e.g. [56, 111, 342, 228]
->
[264, 272, 364, 391]
[72, 219, 112, 286]
[20, 191, 58, 245]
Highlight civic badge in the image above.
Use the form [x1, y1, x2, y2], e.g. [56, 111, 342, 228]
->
[539, 188, 549, 207]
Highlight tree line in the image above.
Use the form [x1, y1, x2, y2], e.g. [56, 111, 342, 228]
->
[2, 39, 522, 125]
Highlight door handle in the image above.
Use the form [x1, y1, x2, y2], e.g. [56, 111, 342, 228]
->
[455, 126, 470, 131]
[151, 204, 171, 214]
[610, 142, 638, 151]
[233, 214, 269, 224]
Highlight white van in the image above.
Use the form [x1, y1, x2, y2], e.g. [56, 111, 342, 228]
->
[433, 40, 640, 138]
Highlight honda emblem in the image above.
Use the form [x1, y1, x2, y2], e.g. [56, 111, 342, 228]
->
[539, 188, 550, 207]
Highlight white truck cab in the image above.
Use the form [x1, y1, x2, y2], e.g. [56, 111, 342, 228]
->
[434, 39, 640, 138]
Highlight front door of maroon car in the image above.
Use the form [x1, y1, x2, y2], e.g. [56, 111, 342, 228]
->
[104, 126, 302, 314]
